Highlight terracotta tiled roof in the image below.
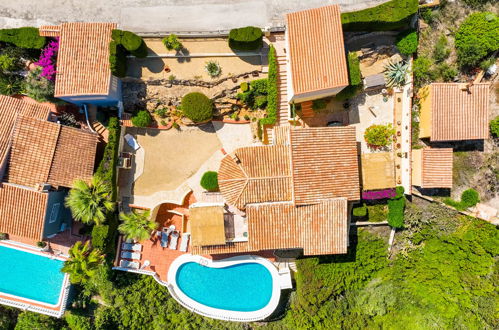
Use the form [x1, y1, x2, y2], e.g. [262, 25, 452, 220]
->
[0, 183, 48, 244]
[248, 199, 348, 255]
[7, 116, 97, 188]
[54, 22, 117, 97]
[421, 148, 453, 188]
[39, 25, 61, 37]
[286, 5, 348, 96]
[431, 83, 490, 141]
[218, 146, 292, 209]
[0, 96, 51, 167]
[290, 127, 360, 204]
[191, 199, 348, 256]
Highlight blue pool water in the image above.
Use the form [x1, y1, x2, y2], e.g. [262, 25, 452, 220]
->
[0, 245, 65, 305]
[176, 262, 273, 312]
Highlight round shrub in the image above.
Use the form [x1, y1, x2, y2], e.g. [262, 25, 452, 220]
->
[455, 12, 499, 68]
[461, 189, 480, 208]
[130, 40, 148, 58]
[364, 124, 396, 148]
[131, 110, 152, 127]
[112, 30, 143, 52]
[200, 171, 218, 191]
[181, 92, 213, 123]
[228, 26, 263, 51]
[490, 116, 499, 138]
[396, 30, 418, 55]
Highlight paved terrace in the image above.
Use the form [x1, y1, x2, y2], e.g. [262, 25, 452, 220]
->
[0, 0, 391, 31]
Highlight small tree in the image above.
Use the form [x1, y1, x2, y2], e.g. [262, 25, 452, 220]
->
[200, 171, 219, 191]
[118, 210, 158, 242]
[162, 34, 183, 51]
[65, 176, 114, 226]
[62, 241, 104, 285]
[364, 124, 396, 148]
[131, 110, 152, 127]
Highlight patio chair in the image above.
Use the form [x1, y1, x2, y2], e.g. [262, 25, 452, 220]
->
[122, 243, 142, 252]
[179, 233, 190, 252]
[160, 231, 169, 248]
[120, 260, 140, 269]
[169, 231, 180, 250]
[121, 251, 141, 260]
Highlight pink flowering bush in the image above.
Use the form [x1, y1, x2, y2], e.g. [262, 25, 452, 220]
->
[36, 38, 59, 81]
[362, 189, 396, 200]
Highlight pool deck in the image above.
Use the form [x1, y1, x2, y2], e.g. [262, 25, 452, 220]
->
[0, 241, 70, 318]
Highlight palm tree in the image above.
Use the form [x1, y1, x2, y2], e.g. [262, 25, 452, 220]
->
[118, 210, 158, 242]
[384, 60, 409, 88]
[65, 175, 114, 226]
[62, 241, 104, 285]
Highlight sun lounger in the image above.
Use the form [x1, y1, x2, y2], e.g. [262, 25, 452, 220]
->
[122, 243, 142, 252]
[120, 260, 139, 269]
[179, 233, 190, 252]
[124, 134, 140, 151]
[161, 231, 169, 248]
[121, 251, 141, 260]
[169, 231, 179, 250]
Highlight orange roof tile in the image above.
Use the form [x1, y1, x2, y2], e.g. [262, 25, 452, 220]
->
[421, 147, 453, 188]
[54, 23, 117, 97]
[431, 83, 490, 141]
[0, 184, 49, 244]
[290, 127, 360, 204]
[0, 96, 51, 167]
[39, 25, 61, 37]
[190, 242, 252, 255]
[7, 116, 97, 188]
[247, 199, 348, 255]
[286, 5, 348, 96]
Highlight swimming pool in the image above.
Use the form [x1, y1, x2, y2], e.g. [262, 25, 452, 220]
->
[0, 244, 66, 306]
[176, 262, 272, 312]
[167, 254, 284, 322]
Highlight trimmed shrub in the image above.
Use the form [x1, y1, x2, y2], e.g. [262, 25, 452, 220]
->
[490, 116, 499, 137]
[109, 41, 127, 77]
[109, 29, 147, 75]
[341, 0, 418, 31]
[130, 40, 148, 58]
[112, 30, 142, 52]
[240, 81, 249, 92]
[91, 225, 110, 252]
[200, 171, 219, 191]
[364, 123, 396, 148]
[0, 27, 46, 49]
[228, 26, 263, 51]
[260, 46, 277, 125]
[353, 204, 367, 217]
[455, 12, 499, 68]
[396, 30, 418, 55]
[461, 189, 480, 208]
[388, 186, 405, 228]
[131, 110, 152, 127]
[181, 92, 213, 123]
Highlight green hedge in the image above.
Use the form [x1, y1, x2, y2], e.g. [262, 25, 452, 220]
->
[0, 27, 46, 49]
[109, 29, 147, 77]
[181, 92, 213, 123]
[341, 0, 418, 31]
[347, 52, 362, 86]
[396, 30, 418, 55]
[387, 186, 405, 228]
[228, 26, 263, 51]
[109, 41, 127, 78]
[260, 45, 277, 126]
[200, 171, 219, 191]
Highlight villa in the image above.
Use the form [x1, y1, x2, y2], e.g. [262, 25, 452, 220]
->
[39, 23, 121, 107]
[419, 83, 490, 141]
[0, 95, 98, 317]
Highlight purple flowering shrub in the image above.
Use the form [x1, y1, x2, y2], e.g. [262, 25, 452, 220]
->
[36, 38, 59, 81]
[362, 189, 396, 200]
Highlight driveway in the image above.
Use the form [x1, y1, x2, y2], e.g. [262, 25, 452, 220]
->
[0, 0, 390, 32]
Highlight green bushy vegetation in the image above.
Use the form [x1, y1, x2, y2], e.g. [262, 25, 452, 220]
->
[181, 92, 213, 122]
[367, 204, 388, 222]
[387, 186, 405, 228]
[91, 224, 110, 252]
[259, 46, 277, 126]
[341, 0, 418, 31]
[200, 171, 219, 191]
[237, 78, 268, 109]
[490, 116, 499, 137]
[162, 34, 183, 51]
[455, 12, 499, 68]
[109, 40, 127, 78]
[0, 27, 46, 49]
[228, 26, 263, 51]
[364, 123, 396, 148]
[131, 110, 152, 127]
[23, 66, 54, 102]
[109, 29, 148, 77]
[444, 188, 481, 211]
[395, 30, 418, 55]
[352, 203, 367, 217]
[335, 51, 362, 101]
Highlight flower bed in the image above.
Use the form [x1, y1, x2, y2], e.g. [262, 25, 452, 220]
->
[36, 38, 59, 81]
[362, 189, 396, 200]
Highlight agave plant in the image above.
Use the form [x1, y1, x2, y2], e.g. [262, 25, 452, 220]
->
[205, 60, 222, 78]
[384, 60, 409, 88]
[118, 210, 158, 242]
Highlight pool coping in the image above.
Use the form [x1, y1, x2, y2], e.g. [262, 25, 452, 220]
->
[0, 241, 71, 318]
[165, 254, 282, 322]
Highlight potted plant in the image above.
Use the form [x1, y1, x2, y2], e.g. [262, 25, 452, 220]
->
[0, 233, 7, 240]
[37, 241, 49, 251]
